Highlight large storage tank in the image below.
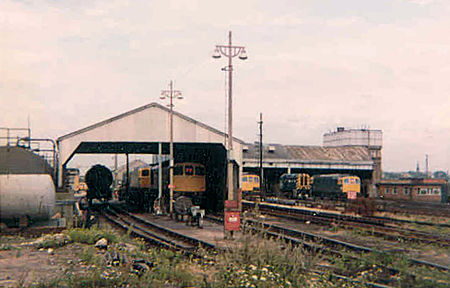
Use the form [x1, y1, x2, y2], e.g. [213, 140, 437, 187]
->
[323, 127, 383, 148]
[0, 146, 56, 225]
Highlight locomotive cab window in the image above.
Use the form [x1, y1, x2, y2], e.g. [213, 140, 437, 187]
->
[174, 166, 183, 175]
[242, 177, 248, 182]
[195, 166, 205, 176]
[185, 165, 194, 176]
[141, 169, 150, 177]
[254, 177, 259, 183]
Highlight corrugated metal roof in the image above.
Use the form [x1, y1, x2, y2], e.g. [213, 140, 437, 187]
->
[243, 143, 371, 163]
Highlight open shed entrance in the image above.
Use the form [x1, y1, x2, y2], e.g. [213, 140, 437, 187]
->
[63, 141, 227, 212]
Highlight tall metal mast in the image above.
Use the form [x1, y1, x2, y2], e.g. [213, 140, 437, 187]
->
[212, 31, 248, 202]
[258, 113, 263, 199]
[160, 80, 183, 215]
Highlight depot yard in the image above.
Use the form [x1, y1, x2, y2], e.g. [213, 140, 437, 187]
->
[1, 212, 449, 288]
[0, 226, 351, 288]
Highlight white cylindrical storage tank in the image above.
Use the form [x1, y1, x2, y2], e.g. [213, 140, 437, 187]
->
[0, 146, 56, 225]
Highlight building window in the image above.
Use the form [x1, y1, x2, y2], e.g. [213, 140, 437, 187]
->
[392, 187, 397, 195]
[403, 188, 409, 195]
[420, 188, 427, 195]
[385, 188, 389, 195]
[433, 188, 441, 195]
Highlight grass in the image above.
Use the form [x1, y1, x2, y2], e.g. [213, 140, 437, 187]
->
[66, 227, 118, 245]
[211, 230, 322, 287]
[0, 243, 18, 251]
[328, 249, 450, 288]
[31, 224, 450, 288]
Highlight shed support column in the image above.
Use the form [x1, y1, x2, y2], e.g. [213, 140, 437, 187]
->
[126, 153, 129, 195]
[158, 142, 163, 213]
[287, 166, 291, 174]
[228, 160, 234, 200]
[58, 162, 64, 189]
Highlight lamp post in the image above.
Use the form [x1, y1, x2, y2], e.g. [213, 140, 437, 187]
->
[212, 31, 247, 203]
[161, 80, 183, 215]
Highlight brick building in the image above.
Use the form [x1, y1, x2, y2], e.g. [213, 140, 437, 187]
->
[376, 178, 448, 203]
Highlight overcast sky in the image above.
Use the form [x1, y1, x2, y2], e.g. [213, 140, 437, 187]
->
[1, 0, 450, 172]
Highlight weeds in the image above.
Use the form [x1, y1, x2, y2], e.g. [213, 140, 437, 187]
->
[66, 228, 117, 244]
[78, 246, 98, 265]
[0, 243, 17, 251]
[29, 224, 450, 288]
[213, 230, 321, 287]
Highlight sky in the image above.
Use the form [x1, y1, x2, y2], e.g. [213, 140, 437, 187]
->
[1, 0, 450, 173]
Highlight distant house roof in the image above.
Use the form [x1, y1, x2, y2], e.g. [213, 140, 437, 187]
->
[243, 143, 371, 163]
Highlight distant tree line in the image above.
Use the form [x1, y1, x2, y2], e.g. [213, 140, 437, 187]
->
[382, 170, 448, 180]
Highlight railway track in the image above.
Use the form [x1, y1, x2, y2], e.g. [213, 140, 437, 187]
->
[244, 201, 450, 245]
[102, 207, 216, 254]
[256, 205, 450, 247]
[103, 209, 399, 287]
[264, 196, 450, 218]
[206, 215, 447, 287]
[207, 214, 448, 272]
[102, 207, 447, 287]
[102, 208, 393, 287]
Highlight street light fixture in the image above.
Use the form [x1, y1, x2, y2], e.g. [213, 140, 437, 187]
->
[160, 80, 182, 215]
[212, 30, 247, 217]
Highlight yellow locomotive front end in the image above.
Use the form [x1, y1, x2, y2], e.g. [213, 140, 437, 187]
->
[341, 176, 361, 199]
[138, 167, 151, 188]
[241, 174, 260, 200]
[173, 163, 206, 193]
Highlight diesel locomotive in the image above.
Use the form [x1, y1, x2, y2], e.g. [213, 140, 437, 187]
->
[241, 173, 260, 199]
[119, 162, 206, 212]
[279, 173, 361, 200]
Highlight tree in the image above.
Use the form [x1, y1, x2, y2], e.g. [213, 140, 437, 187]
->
[433, 171, 448, 180]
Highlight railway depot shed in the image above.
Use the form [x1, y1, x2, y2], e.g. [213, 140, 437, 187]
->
[56, 102, 244, 211]
[242, 143, 375, 194]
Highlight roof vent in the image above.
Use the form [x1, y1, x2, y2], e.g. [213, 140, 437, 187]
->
[243, 145, 249, 152]
[268, 145, 275, 153]
[337, 127, 345, 132]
